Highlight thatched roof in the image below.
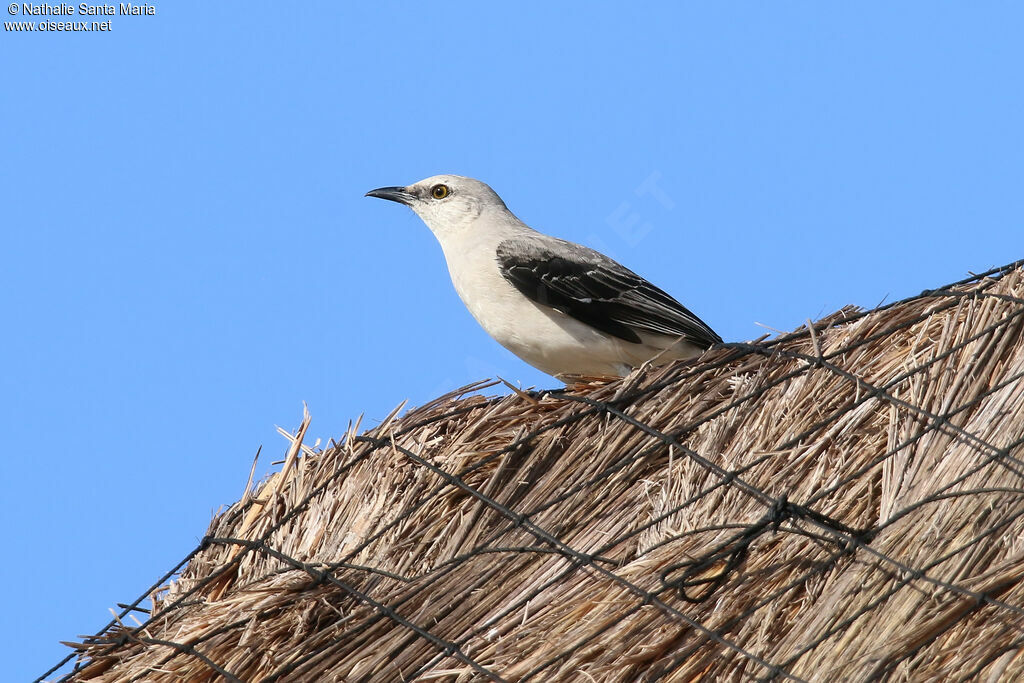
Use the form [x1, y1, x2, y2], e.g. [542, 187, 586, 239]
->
[48, 261, 1024, 682]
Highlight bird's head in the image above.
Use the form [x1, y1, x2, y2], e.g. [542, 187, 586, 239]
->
[365, 174, 509, 239]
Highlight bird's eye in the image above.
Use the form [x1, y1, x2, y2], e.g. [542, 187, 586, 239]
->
[431, 184, 450, 200]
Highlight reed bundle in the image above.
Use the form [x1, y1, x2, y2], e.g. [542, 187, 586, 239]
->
[58, 262, 1024, 682]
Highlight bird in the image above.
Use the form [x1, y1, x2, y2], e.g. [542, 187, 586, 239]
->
[366, 175, 721, 380]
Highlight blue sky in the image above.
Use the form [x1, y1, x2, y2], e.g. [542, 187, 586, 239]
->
[4, 3, 1022, 679]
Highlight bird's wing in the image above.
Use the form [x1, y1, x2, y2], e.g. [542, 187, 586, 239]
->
[496, 237, 722, 347]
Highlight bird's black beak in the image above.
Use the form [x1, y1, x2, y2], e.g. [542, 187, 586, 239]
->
[365, 186, 416, 205]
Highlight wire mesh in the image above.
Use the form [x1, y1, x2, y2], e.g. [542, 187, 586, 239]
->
[38, 259, 1024, 683]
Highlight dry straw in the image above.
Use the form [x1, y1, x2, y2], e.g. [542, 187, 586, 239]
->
[48, 260, 1024, 682]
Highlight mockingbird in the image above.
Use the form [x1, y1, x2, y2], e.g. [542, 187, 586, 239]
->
[366, 175, 721, 379]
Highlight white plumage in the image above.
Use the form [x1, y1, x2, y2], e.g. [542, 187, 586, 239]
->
[367, 175, 721, 379]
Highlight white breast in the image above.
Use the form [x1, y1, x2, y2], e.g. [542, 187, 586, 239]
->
[436, 229, 684, 378]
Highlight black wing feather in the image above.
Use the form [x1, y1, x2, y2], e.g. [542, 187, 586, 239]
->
[496, 238, 722, 348]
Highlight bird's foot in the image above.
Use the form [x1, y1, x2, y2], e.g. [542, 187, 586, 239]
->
[555, 373, 622, 392]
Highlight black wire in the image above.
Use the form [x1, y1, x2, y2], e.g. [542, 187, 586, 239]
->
[39, 259, 1024, 682]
